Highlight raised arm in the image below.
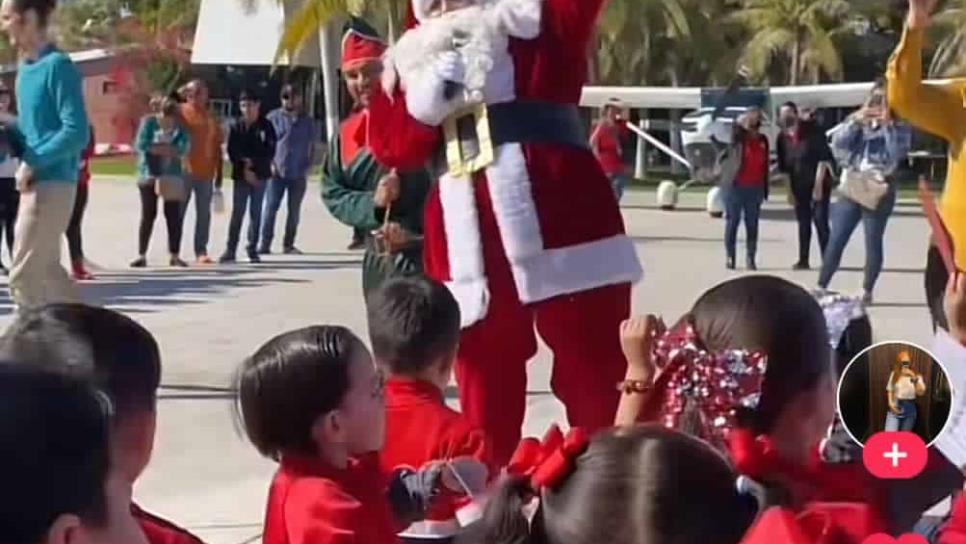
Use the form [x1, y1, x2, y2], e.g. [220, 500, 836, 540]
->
[613, 315, 662, 427]
[886, 0, 963, 142]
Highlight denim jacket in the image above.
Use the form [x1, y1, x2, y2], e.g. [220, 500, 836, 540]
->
[830, 119, 911, 177]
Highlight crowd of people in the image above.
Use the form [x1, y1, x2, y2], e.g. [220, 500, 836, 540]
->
[5, 0, 966, 543]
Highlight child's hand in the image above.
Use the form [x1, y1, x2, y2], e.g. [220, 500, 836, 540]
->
[440, 457, 489, 496]
[620, 315, 664, 381]
[945, 272, 966, 344]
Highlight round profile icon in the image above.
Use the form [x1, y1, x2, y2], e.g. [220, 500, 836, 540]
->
[837, 341, 953, 446]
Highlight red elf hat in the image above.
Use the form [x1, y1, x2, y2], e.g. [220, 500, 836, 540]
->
[341, 17, 386, 70]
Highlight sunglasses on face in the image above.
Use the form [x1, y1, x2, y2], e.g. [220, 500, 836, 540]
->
[281, 94, 291, 100]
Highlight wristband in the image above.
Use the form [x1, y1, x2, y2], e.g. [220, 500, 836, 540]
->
[616, 379, 653, 394]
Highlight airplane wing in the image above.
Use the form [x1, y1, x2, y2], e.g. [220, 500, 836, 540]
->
[581, 80, 956, 110]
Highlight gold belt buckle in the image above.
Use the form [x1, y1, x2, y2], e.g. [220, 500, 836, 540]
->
[443, 102, 494, 177]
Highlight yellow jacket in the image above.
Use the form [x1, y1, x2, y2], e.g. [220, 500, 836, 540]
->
[887, 26, 966, 268]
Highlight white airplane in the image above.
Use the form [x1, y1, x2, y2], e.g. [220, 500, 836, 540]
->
[579, 80, 951, 211]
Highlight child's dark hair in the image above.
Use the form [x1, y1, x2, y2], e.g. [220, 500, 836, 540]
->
[689, 276, 831, 434]
[367, 276, 461, 376]
[461, 426, 754, 544]
[0, 364, 111, 544]
[12, 0, 57, 26]
[0, 304, 162, 418]
[234, 325, 367, 459]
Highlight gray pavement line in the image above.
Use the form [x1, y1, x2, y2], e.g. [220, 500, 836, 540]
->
[186, 523, 263, 530]
[236, 533, 262, 544]
[161, 384, 235, 393]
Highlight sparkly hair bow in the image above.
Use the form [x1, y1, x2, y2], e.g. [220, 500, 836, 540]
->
[507, 425, 590, 491]
[815, 292, 866, 349]
[649, 317, 768, 449]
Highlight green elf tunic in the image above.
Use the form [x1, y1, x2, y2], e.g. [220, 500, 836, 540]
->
[322, 111, 431, 297]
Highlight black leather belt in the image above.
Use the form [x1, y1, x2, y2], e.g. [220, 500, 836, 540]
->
[431, 101, 589, 176]
[485, 101, 589, 150]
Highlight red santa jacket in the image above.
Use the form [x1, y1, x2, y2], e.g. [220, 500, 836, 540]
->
[368, 0, 642, 328]
[132, 503, 205, 544]
[380, 377, 492, 537]
[263, 453, 400, 544]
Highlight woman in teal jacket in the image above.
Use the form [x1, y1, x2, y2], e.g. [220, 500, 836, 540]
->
[130, 97, 190, 268]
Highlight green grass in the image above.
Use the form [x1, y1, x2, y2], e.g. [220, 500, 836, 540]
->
[90, 155, 137, 177]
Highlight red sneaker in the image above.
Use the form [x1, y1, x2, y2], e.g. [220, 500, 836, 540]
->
[71, 262, 94, 281]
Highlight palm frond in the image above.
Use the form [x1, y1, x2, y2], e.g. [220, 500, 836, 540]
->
[275, 0, 351, 65]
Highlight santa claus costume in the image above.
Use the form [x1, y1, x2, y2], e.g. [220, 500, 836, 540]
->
[367, 0, 643, 463]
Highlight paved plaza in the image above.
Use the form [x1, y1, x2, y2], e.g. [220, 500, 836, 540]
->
[0, 178, 940, 544]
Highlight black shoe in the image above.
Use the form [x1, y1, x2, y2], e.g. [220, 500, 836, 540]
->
[792, 261, 810, 271]
[257, 246, 271, 255]
[248, 252, 262, 264]
[726, 257, 736, 270]
[747, 258, 758, 271]
[169, 257, 188, 268]
[283, 246, 303, 255]
[130, 257, 147, 268]
[219, 253, 236, 264]
[0, 263, 8, 276]
[347, 239, 365, 251]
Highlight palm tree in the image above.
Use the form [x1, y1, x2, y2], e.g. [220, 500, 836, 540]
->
[596, 0, 689, 86]
[730, 0, 852, 85]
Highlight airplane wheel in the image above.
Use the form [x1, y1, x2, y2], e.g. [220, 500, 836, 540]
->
[657, 181, 678, 211]
[707, 186, 724, 218]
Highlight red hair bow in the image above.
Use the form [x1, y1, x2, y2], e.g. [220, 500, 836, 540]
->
[507, 425, 590, 491]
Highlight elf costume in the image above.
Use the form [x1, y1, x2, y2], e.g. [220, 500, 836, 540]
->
[321, 18, 432, 299]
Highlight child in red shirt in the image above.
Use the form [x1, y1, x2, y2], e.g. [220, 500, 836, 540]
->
[368, 277, 493, 541]
[0, 304, 205, 544]
[234, 325, 449, 544]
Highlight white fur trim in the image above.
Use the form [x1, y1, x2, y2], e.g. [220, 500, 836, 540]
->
[485, 144, 542, 260]
[493, 0, 543, 39]
[412, 0, 433, 22]
[485, 143, 642, 302]
[510, 235, 644, 303]
[399, 519, 461, 538]
[439, 172, 490, 327]
[445, 279, 490, 328]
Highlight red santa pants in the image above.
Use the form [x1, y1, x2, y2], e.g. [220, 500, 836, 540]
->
[425, 180, 631, 466]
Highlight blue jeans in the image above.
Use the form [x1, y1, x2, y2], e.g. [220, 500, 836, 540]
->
[225, 180, 266, 255]
[609, 174, 628, 203]
[724, 186, 765, 260]
[182, 177, 214, 257]
[885, 399, 917, 432]
[260, 177, 307, 251]
[818, 188, 896, 293]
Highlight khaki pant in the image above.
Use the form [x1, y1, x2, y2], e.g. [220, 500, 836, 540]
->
[9, 182, 80, 309]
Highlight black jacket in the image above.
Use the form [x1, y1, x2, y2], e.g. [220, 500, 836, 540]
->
[776, 120, 834, 197]
[227, 117, 277, 181]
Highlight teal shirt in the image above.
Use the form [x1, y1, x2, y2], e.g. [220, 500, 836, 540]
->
[135, 115, 190, 180]
[14, 46, 90, 183]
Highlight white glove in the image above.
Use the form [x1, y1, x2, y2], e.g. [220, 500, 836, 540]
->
[405, 52, 468, 126]
[434, 51, 466, 86]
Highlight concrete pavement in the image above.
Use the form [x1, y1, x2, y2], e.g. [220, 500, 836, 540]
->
[0, 178, 938, 543]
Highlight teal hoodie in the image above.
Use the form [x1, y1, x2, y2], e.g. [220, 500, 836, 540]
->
[14, 45, 90, 183]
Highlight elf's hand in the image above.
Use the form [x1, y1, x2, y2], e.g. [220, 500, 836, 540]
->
[374, 170, 400, 207]
[15, 162, 33, 192]
[375, 222, 410, 254]
[440, 457, 489, 496]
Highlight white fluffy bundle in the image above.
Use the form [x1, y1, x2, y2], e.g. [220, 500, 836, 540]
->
[382, 3, 505, 104]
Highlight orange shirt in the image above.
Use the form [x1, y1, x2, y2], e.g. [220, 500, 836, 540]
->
[180, 104, 223, 180]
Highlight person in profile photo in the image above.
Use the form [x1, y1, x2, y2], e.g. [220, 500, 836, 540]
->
[886, 350, 926, 431]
